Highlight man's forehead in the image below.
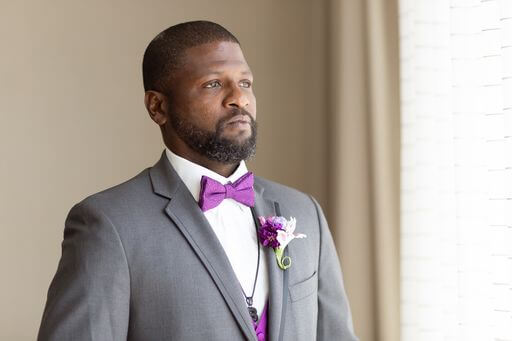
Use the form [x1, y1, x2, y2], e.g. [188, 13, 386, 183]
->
[182, 42, 248, 67]
[203, 67, 252, 75]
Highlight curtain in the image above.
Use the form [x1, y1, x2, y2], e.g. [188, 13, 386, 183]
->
[326, 1, 401, 341]
[400, 0, 512, 340]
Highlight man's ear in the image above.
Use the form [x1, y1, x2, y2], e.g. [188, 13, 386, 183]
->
[144, 90, 168, 126]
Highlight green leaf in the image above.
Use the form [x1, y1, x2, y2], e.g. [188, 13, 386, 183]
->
[274, 248, 291, 270]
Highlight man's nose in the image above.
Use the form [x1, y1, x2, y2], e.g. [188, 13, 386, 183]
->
[224, 84, 249, 108]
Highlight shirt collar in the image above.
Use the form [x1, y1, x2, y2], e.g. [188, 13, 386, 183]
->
[164, 147, 249, 202]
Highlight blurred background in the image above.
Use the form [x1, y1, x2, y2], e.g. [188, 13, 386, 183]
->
[2, 0, 511, 340]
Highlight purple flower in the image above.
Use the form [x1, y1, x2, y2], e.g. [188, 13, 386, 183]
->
[258, 215, 307, 270]
[258, 216, 284, 248]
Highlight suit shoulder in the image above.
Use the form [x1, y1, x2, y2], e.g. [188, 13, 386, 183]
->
[74, 167, 153, 213]
[254, 176, 316, 208]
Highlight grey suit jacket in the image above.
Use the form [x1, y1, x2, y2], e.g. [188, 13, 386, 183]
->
[38, 151, 358, 341]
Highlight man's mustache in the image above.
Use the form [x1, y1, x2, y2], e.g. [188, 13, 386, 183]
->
[227, 108, 254, 120]
[217, 108, 255, 129]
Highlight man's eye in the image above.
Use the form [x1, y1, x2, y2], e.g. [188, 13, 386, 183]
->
[205, 81, 221, 88]
[240, 80, 252, 88]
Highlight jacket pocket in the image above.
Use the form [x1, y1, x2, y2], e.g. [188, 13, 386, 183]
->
[288, 271, 318, 302]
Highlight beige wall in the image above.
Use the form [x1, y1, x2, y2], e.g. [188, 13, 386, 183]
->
[0, 1, 330, 339]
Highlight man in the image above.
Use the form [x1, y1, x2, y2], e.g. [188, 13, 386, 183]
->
[38, 21, 358, 341]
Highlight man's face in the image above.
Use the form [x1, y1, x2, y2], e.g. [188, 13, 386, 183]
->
[164, 41, 257, 164]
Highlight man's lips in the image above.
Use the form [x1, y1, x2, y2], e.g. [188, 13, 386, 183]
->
[226, 114, 251, 125]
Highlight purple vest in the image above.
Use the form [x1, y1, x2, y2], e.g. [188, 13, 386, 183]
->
[253, 300, 268, 341]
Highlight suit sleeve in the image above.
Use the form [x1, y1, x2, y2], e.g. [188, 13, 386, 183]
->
[38, 200, 130, 341]
[310, 196, 359, 341]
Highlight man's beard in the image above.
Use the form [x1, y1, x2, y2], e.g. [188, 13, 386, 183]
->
[169, 108, 257, 164]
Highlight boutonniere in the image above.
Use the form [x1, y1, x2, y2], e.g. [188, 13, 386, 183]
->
[257, 216, 306, 270]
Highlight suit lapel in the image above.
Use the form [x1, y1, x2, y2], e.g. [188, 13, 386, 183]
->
[252, 180, 288, 341]
[149, 151, 288, 341]
[149, 151, 257, 340]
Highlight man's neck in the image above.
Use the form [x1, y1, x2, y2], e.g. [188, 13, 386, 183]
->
[166, 145, 239, 178]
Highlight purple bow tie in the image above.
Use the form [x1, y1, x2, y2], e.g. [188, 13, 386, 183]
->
[198, 172, 255, 212]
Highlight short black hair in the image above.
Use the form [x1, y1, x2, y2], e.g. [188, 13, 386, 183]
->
[142, 20, 240, 92]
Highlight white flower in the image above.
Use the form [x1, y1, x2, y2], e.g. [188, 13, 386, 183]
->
[276, 217, 306, 250]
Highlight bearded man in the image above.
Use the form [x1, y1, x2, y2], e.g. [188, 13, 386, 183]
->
[38, 21, 358, 341]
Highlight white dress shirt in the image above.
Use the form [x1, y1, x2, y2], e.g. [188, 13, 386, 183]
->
[165, 147, 269, 318]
